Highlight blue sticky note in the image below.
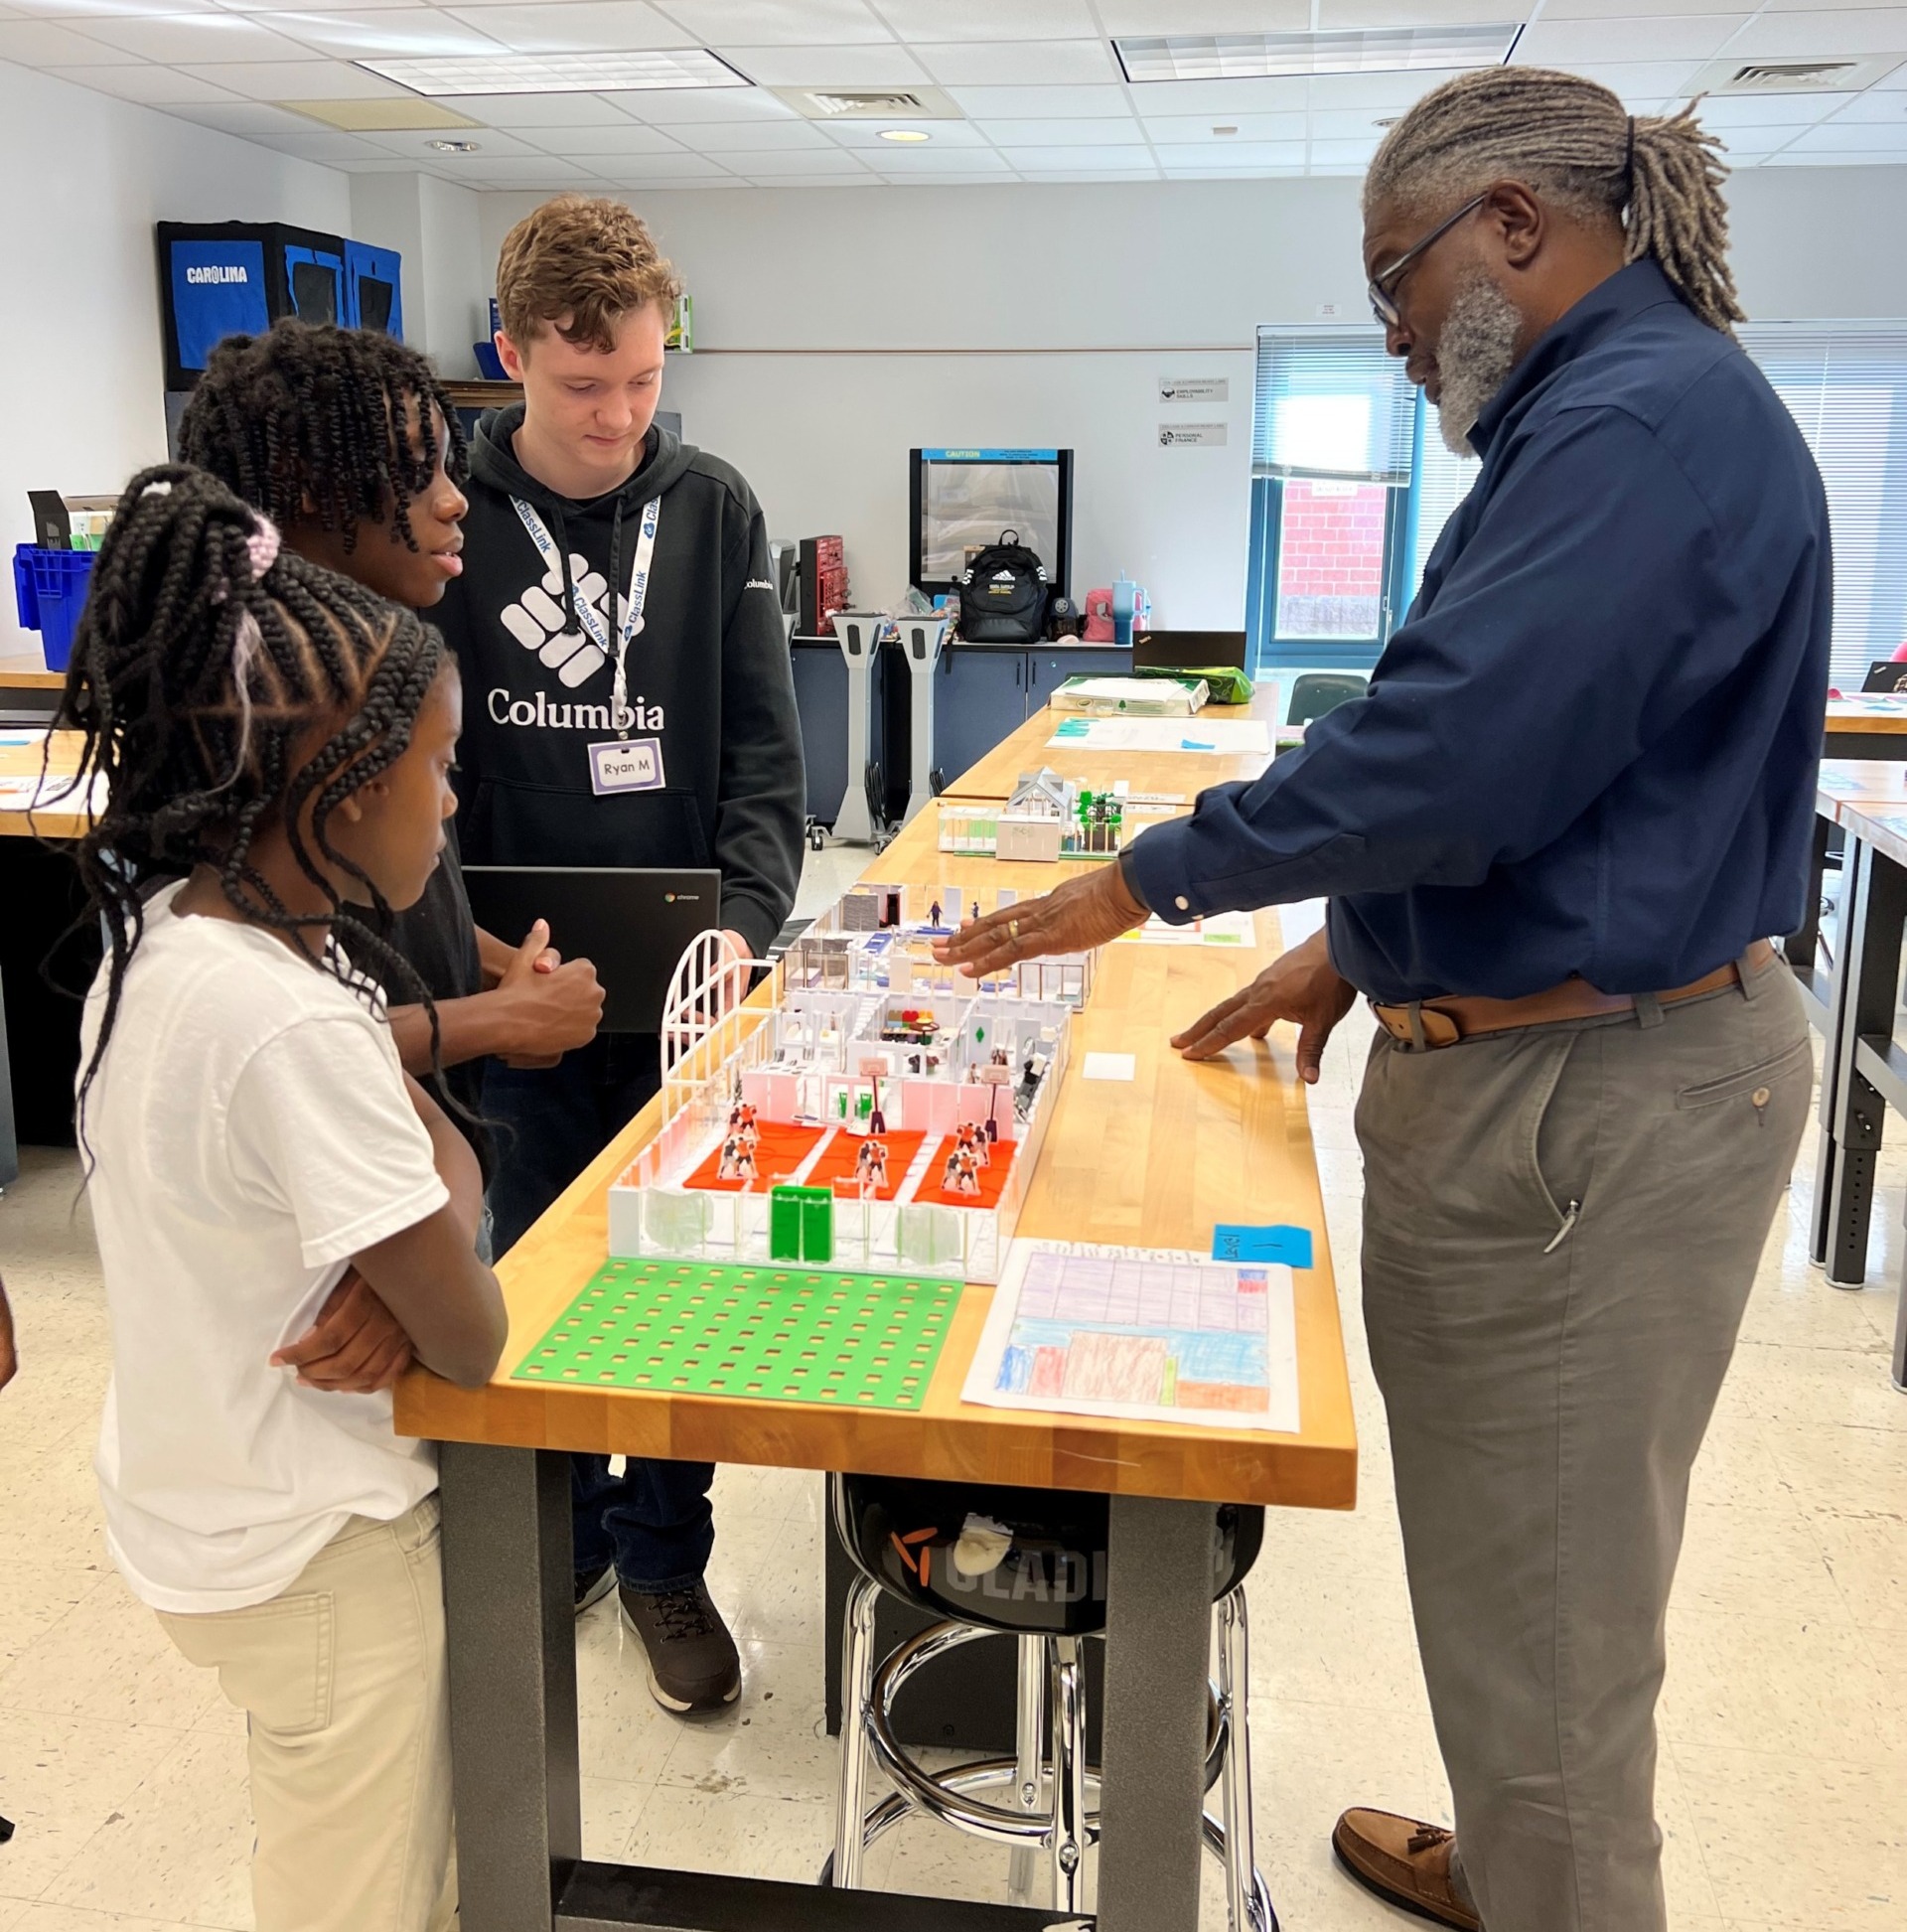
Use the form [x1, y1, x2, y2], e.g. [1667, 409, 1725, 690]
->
[1180, 737, 1215, 751]
[1213, 1224, 1313, 1267]
[1054, 717, 1092, 738]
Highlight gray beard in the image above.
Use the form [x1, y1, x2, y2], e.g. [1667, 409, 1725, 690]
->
[1433, 273, 1523, 456]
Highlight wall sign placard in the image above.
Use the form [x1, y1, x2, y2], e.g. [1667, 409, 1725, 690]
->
[1158, 375, 1229, 402]
[1158, 422, 1228, 447]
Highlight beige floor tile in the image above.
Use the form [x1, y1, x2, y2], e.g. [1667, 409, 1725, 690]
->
[0, 1710, 185, 1904]
[39, 1730, 252, 1929]
[2, 1908, 215, 1932]
[1660, 1602, 1897, 1763]
[701, 1511, 823, 1649]
[0, 1574, 222, 1733]
[574, 1611, 696, 1787]
[0, 1429, 108, 1574]
[1689, 1400, 1796, 1511]
[1655, 1731, 1725, 1922]
[1761, 1419, 1907, 1510]
[1717, 1341, 1907, 1434]
[1244, 1568, 1428, 1715]
[0, 1572, 107, 1674]
[620, 1786, 832, 1887]
[1674, 1743, 1907, 1930]
[578, 1774, 658, 1863]
[1811, 1505, 1907, 1632]
[1671, 1499, 1842, 1618]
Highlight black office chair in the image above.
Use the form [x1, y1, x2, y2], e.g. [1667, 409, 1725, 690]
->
[824, 1471, 1275, 1927]
[1284, 671, 1368, 726]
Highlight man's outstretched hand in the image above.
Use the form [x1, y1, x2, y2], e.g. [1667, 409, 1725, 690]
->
[931, 863, 1149, 977]
[1171, 928, 1358, 1082]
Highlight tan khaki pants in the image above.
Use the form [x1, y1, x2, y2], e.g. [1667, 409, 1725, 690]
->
[158, 1496, 456, 1932]
[1357, 953, 1811, 1932]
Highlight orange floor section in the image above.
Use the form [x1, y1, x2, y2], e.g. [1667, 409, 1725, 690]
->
[913, 1134, 1019, 1209]
[683, 1122, 826, 1192]
[804, 1128, 929, 1202]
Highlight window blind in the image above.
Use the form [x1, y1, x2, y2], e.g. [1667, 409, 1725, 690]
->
[1738, 325, 1907, 692]
[1406, 404, 1477, 612]
[1253, 327, 1418, 484]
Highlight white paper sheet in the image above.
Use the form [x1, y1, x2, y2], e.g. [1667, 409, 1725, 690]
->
[0, 772, 104, 815]
[961, 1239, 1301, 1434]
[1082, 1052, 1136, 1081]
[1046, 716, 1270, 755]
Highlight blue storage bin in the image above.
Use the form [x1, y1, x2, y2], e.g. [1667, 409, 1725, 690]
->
[13, 544, 96, 671]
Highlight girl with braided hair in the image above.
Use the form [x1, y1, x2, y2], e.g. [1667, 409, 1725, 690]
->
[64, 464, 506, 1932]
[179, 322, 605, 1219]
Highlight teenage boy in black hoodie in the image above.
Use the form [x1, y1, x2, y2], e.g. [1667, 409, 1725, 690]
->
[431, 196, 805, 1714]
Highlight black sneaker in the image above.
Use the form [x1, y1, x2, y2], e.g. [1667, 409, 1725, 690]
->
[619, 1580, 742, 1712]
[575, 1563, 615, 1615]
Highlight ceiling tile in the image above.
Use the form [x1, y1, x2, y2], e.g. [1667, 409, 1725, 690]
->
[597, 81, 799, 119]
[1309, 104, 1404, 139]
[271, 10, 511, 59]
[166, 95, 319, 129]
[1097, 0, 1307, 27]
[455, 155, 599, 181]
[722, 170, 877, 186]
[721, 43, 925, 86]
[1321, 0, 1524, 20]
[820, 115, 990, 146]
[439, 2, 685, 53]
[13, 0, 223, 15]
[0, 17, 138, 59]
[1013, 165, 1163, 181]
[1729, 9, 1907, 58]
[661, 116, 830, 150]
[707, 143, 870, 173]
[603, 171, 750, 188]
[944, 83, 1130, 118]
[1826, 87, 1907, 122]
[1763, 148, 1907, 166]
[436, 89, 634, 123]
[214, 0, 421, 10]
[1532, 61, 1709, 99]
[1302, 70, 1462, 111]
[1160, 139, 1307, 168]
[999, 141, 1152, 169]
[73, 11, 327, 59]
[1310, 134, 1381, 163]
[1689, 89, 1858, 126]
[1516, 16, 1751, 66]
[253, 124, 378, 157]
[1539, 0, 1759, 14]
[551, 144, 728, 174]
[971, 116, 1142, 147]
[1783, 117, 1907, 152]
[1710, 124, 1815, 155]
[860, 142, 1012, 170]
[1111, 75, 1309, 113]
[42, 61, 240, 99]
[1143, 111, 1307, 142]
[515, 118, 685, 152]
[174, 56, 411, 94]
[361, 121, 537, 154]
[875, 0, 1099, 40]
[914, 38, 1116, 85]
[656, 0, 893, 46]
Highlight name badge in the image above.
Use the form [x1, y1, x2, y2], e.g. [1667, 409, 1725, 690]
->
[589, 737, 666, 796]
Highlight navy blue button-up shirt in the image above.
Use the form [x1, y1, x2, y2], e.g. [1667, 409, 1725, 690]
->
[1128, 260, 1834, 1001]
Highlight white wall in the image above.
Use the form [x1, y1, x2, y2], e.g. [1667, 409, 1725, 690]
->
[351, 173, 487, 382]
[0, 59, 349, 659]
[475, 168, 1907, 630]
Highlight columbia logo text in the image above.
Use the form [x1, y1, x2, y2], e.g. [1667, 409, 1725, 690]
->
[489, 688, 666, 732]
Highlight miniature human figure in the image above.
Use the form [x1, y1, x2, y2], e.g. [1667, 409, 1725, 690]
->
[856, 1137, 888, 1199]
[944, 1146, 982, 1196]
[971, 900, 980, 924]
[717, 1134, 757, 1185]
[955, 1120, 989, 1168]
[728, 1102, 759, 1148]
[930, 900, 943, 929]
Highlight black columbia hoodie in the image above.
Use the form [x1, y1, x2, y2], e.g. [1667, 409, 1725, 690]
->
[431, 405, 804, 961]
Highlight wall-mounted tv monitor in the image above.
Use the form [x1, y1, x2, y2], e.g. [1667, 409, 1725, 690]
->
[910, 447, 1074, 600]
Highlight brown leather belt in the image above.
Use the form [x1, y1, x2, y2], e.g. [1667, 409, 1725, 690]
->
[1371, 940, 1776, 1050]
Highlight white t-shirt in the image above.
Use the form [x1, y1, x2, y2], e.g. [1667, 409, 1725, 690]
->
[79, 882, 450, 1613]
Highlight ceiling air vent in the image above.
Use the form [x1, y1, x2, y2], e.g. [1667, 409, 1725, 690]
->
[1689, 54, 1903, 95]
[774, 85, 963, 121]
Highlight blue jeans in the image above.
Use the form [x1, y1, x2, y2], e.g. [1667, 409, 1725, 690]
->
[487, 1037, 717, 1594]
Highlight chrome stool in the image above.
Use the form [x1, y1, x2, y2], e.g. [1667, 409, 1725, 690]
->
[823, 1473, 1276, 1929]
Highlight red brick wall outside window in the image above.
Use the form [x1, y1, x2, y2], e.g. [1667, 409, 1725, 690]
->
[1275, 479, 1388, 638]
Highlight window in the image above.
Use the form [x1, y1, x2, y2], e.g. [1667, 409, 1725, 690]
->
[1737, 327, 1907, 691]
[1247, 328, 1416, 669]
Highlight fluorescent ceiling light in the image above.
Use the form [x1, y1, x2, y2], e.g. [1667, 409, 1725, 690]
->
[355, 48, 748, 97]
[1114, 27, 1520, 82]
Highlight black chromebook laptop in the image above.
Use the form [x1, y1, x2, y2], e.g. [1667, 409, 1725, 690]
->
[460, 866, 721, 1036]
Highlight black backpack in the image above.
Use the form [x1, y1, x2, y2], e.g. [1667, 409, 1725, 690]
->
[958, 529, 1051, 643]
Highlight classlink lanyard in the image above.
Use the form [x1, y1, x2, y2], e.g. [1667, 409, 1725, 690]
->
[511, 495, 662, 739]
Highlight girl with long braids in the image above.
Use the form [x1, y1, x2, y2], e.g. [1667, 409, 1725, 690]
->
[64, 465, 506, 1932]
[179, 320, 605, 1243]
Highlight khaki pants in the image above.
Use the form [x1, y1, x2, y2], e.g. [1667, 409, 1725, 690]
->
[1356, 953, 1810, 1932]
[158, 1496, 456, 1932]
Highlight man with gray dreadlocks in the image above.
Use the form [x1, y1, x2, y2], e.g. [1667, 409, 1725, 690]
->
[936, 66, 1833, 1932]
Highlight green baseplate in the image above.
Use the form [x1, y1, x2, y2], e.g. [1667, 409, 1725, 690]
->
[511, 1257, 964, 1411]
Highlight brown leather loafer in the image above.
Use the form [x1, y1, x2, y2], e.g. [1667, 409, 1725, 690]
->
[1332, 1808, 1481, 1930]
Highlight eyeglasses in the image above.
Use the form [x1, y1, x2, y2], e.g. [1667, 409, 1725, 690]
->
[1367, 193, 1487, 329]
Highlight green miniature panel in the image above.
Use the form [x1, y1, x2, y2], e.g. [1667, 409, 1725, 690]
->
[511, 1257, 963, 1411]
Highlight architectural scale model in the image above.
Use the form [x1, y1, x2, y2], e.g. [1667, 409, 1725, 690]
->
[939, 768, 1132, 862]
[605, 886, 1096, 1284]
